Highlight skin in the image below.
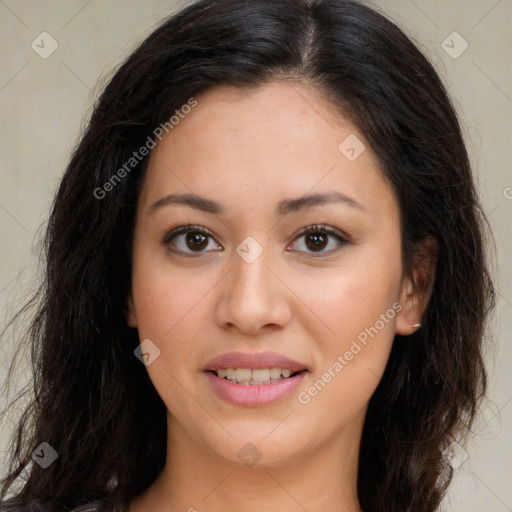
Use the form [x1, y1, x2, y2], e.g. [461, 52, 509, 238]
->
[126, 80, 433, 512]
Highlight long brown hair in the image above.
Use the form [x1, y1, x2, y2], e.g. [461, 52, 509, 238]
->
[0, 1, 495, 511]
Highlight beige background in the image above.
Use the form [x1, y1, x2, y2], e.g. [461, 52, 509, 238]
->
[0, 0, 510, 510]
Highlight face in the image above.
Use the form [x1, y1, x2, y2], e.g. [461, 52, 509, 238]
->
[127, 81, 422, 469]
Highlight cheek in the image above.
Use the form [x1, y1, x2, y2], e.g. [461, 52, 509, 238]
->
[130, 238, 212, 339]
[302, 246, 402, 404]
[132, 275, 198, 338]
[312, 250, 402, 341]
[130, 256, 210, 407]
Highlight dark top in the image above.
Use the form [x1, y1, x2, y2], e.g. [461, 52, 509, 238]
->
[0, 500, 127, 512]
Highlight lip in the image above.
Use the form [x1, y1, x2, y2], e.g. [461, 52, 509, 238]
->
[203, 351, 308, 407]
[203, 351, 308, 372]
[204, 370, 307, 407]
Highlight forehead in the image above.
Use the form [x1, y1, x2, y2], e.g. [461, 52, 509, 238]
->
[140, 81, 398, 222]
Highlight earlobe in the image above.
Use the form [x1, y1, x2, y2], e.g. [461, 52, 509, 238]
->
[395, 274, 425, 335]
[125, 295, 138, 328]
[395, 236, 438, 336]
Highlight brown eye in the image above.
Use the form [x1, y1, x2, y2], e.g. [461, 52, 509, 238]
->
[163, 225, 222, 255]
[185, 232, 209, 251]
[290, 224, 349, 257]
[305, 232, 328, 252]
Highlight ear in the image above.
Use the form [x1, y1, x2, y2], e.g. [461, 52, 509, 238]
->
[395, 236, 438, 336]
[125, 294, 138, 328]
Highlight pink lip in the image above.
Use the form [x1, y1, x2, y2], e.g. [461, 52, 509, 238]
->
[204, 370, 307, 407]
[203, 351, 308, 372]
[203, 351, 309, 407]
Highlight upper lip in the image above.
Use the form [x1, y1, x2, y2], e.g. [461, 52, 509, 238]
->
[204, 351, 308, 372]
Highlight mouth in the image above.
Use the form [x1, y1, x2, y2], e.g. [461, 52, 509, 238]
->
[204, 368, 307, 407]
[207, 367, 306, 385]
[203, 351, 309, 406]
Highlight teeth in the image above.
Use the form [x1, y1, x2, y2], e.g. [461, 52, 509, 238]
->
[252, 368, 270, 383]
[269, 367, 281, 380]
[214, 367, 298, 385]
[235, 368, 252, 382]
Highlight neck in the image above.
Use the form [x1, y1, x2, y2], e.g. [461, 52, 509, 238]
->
[130, 411, 365, 512]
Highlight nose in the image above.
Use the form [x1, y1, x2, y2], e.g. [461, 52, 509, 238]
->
[214, 245, 292, 336]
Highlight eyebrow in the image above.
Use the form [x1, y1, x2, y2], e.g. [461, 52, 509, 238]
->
[148, 191, 367, 216]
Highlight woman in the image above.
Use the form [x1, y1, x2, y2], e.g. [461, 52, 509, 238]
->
[0, 0, 495, 511]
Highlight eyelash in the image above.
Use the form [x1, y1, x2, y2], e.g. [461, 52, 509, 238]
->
[163, 223, 350, 258]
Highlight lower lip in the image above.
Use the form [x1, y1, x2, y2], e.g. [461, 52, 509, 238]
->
[204, 371, 307, 407]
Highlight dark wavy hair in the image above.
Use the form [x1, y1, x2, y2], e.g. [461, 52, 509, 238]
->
[0, 0, 495, 511]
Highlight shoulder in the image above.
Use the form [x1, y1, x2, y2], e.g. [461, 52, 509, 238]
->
[0, 499, 110, 512]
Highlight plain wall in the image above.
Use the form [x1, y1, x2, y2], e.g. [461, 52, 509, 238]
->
[0, 1, 510, 510]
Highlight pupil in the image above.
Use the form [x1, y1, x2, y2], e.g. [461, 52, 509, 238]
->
[184, 232, 327, 252]
[306, 233, 327, 251]
[187, 232, 208, 250]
